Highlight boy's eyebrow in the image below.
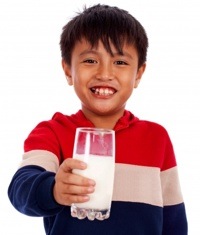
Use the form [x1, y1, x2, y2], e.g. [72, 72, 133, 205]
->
[79, 50, 99, 56]
[113, 52, 133, 59]
[79, 49, 133, 59]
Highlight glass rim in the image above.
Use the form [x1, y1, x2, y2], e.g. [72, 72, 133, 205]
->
[76, 127, 114, 134]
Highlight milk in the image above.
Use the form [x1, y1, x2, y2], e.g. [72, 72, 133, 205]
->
[73, 154, 115, 210]
[71, 127, 115, 220]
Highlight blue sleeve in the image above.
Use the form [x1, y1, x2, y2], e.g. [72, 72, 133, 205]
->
[162, 203, 188, 235]
[8, 165, 63, 217]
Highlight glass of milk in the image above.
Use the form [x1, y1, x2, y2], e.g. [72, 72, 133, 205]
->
[71, 127, 115, 221]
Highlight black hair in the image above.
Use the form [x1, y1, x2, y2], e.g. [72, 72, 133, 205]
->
[60, 4, 148, 68]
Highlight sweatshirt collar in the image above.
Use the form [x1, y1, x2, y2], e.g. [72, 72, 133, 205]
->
[72, 110, 139, 131]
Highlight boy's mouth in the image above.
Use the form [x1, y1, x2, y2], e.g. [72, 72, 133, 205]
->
[90, 87, 116, 96]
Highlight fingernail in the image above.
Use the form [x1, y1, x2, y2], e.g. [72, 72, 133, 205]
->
[83, 195, 89, 201]
[87, 187, 94, 193]
[88, 180, 95, 186]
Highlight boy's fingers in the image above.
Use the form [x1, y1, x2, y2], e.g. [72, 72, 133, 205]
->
[63, 172, 95, 186]
[64, 184, 95, 195]
[61, 194, 90, 206]
[61, 158, 87, 172]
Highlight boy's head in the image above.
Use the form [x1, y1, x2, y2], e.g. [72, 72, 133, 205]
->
[60, 4, 148, 68]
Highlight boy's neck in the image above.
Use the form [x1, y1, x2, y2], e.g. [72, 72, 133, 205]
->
[82, 108, 125, 130]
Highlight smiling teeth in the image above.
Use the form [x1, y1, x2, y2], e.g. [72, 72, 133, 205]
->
[94, 88, 114, 96]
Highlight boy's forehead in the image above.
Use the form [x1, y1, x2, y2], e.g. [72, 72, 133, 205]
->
[76, 38, 137, 54]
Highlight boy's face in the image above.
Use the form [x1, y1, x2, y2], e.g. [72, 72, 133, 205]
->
[62, 39, 145, 118]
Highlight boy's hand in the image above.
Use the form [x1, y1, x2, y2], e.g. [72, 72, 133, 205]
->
[53, 158, 95, 206]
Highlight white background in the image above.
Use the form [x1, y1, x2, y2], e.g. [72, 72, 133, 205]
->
[1, 0, 199, 234]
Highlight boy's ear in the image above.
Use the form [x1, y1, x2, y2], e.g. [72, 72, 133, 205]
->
[62, 59, 73, 86]
[134, 63, 146, 88]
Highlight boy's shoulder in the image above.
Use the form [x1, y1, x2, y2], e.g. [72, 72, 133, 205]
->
[122, 110, 169, 134]
[134, 117, 169, 136]
[136, 118, 167, 129]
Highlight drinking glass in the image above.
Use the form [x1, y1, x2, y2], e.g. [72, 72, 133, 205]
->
[71, 127, 115, 221]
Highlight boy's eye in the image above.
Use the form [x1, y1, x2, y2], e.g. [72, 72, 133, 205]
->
[83, 59, 97, 64]
[114, 60, 128, 65]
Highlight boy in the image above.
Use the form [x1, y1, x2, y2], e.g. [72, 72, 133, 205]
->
[8, 4, 188, 235]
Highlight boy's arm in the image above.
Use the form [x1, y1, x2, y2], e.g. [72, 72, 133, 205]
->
[8, 155, 95, 217]
[8, 120, 64, 216]
[163, 203, 188, 235]
[161, 134, 188, 234]
[8, 165, 63, 216]
[161, 167, 188, 234]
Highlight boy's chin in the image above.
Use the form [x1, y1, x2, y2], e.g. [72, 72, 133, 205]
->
[86, 106, 125, 117]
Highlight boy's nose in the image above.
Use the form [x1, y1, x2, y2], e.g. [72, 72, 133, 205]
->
[95, 64, 114, 81]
